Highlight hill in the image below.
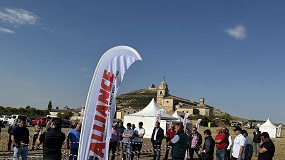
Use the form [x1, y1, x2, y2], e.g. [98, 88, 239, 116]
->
[116, 89, 237, 119]
[116, 89, 157, 110]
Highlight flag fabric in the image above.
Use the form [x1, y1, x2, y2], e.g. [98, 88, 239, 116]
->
[183, 113, 190, 131]
[155, 109, 164, 124]
[196, 119, 202, 131]
[277, 124, 282, 137]
[78, 46, 142, 160]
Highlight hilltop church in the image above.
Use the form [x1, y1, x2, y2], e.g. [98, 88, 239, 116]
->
[149, 80, 214, 117]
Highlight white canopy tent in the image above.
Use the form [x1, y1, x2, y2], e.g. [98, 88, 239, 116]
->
[259, 119, 278, 138]
[172, 111, 183, 122]
[123, 98, 177, 138]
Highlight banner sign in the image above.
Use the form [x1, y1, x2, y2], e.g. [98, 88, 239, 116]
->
[196, 119, 202, 131]
[155, 109, 164, 124]
[183, 113, 190, 131]
[277, 124, 282, 137]
[78, 46, 142, 160]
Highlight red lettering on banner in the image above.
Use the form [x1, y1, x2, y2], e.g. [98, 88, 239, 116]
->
[89, 70, 115, 158]
[103, 70, 114, 83]
[91, 132, 104, 141]
[98, 89, 110, 105]
[90, 142, 105, 158]
[96, 105, 108, 117]
[101, 79, 112, 92]
[93, 123, 105, 132]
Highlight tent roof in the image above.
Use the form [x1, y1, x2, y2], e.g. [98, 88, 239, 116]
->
[172, 111, 183, 121]
[260, 119, 277, 128]
[129, 98, 177, 120]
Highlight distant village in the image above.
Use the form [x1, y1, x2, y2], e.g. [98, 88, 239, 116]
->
[116, 80, 214, 120]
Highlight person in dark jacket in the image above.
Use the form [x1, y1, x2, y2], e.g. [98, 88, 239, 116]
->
[199, 129, 215, 160]
[8, 119, 18, 151]
[36, 118, 65, 160]
[188, 126, 202, 160]
[258, 132, 275, 160]
[151, 122, 164, 160]
[168, 122, 188, 160]
[11, 118, 29, 160]
[253, 126, 261, 157]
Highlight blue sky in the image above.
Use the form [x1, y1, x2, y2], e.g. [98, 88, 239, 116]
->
[0, 1, 285, 123]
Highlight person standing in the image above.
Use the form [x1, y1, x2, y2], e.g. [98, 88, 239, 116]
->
[11, 118, 29, 160]
[242, 130, 253, 160]
[122, 123, 134, 160]
[131, 122, 145, 160]
[215, 127, 228, 160]
[188, 126, 202, 160]
[8, 119, 18, 151]
[118, 122, 126, 150]
[109, 123, 120, 160]
[258, 132, 275, 160]
[0, 120, 3, 137]
[151, 122, 164, 160]
[36, 118, 65, 160]
[253, 126, 261, 157]
[223, 127, 232, 160]
[199, 129, 215, 160]
[66, 122, 81, 160]
[32, 121, 42, 150]
[168, 122, 188, 160]
[164, 124, 176, 160]
[231, 126, 245, 160]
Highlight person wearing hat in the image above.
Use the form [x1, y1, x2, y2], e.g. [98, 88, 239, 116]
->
[232, 126, 246, 160]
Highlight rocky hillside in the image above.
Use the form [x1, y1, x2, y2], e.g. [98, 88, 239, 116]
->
[116, 89, 157, 110]
[116, 89, 245, 121]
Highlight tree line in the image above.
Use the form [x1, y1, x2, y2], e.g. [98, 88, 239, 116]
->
[0, 106, 49, 117]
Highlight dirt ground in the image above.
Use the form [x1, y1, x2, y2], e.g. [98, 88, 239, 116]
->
[0, 126, 284, 160]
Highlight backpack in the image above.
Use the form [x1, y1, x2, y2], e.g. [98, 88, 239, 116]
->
[245, 143, 254, 158]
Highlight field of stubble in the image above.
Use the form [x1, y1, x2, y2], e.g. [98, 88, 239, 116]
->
[0, 126, 284, 160]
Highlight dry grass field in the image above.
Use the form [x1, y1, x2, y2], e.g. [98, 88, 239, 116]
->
[0, 126, 284, 160]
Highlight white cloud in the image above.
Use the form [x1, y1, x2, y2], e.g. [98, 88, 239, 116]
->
[41, 27, 55, 32]
[225, 25, 246, 40]
[75, 66, 89, 72]
[0, 27, 15, 33]
[0, 8, 38, 26]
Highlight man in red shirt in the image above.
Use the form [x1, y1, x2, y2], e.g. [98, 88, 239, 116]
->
[215, 127, 228, 160]
[164, 124, 175, 160]
[166, 124, 176, 142]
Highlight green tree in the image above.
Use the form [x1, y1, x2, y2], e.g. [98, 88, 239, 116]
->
[26, 106, 31, 110]
[48, 101, 52, 111]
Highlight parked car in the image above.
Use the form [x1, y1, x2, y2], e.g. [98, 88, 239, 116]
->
[8, 115, 28, 125]
[32, 117, 48, 127]
[27, 117, 35, 126]
[0, 115, 11, 125]
[231, 121, 240, 127]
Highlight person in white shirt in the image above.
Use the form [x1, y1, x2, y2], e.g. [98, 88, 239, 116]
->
[131, 122, 145, 160]
[232, 126, 246, 160]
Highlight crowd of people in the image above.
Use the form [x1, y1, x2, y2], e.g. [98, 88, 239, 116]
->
[3, 117, 276, 160]
[111, 121, 276, 160]
[6, 117, 81, 160]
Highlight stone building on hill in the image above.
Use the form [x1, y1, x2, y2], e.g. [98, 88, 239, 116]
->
[155, 80, 213, 117]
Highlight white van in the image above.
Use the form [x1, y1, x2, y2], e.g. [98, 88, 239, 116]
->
[8, 115, 28, 125]
[0, 115, 11, 125]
